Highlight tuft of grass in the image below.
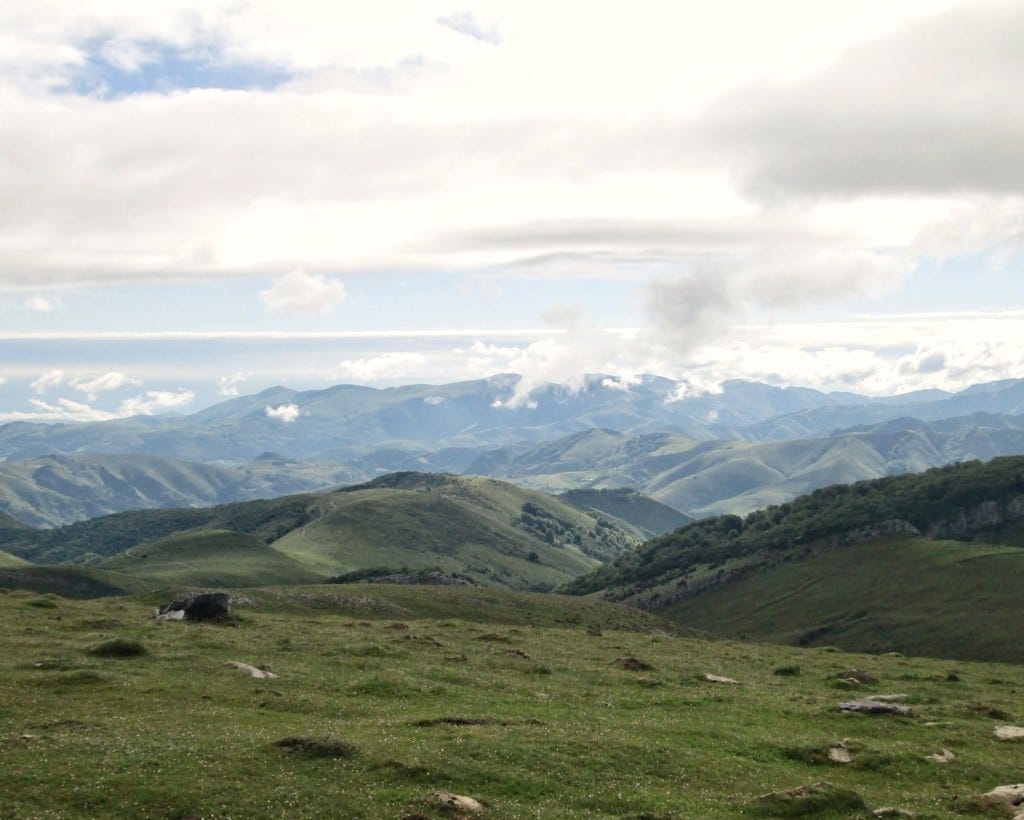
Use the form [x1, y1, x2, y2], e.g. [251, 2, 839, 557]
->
[773, 664, 801, 677]
[87, 638, 148, 658]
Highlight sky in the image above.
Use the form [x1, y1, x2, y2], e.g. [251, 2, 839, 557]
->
[1, 0, 1023, 421]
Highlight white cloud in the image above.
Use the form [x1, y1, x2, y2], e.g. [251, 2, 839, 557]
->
[217, 371, 251, 396]
[259, 270, 348, 313]
[265, 403, 300, 422]
[437, 11, 501, 46]
[336, 352, 428, 381]
[71, 371, 140, 401]
[118, 389, 194, 416]
[31, 369, 65, 393]
[24, 295, 57, 312]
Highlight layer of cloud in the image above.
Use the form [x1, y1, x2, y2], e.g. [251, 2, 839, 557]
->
[259, 270, 347, 313]
[265, 403, 300, 422]
[700, 3, 1024, 200]
[336, 352, 428, 382]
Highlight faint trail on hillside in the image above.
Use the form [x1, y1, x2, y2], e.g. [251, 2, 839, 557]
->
[299, 500, 338, 545]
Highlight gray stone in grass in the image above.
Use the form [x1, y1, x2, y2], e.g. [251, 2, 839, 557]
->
[838, 699, 911, 715]
[156, 592, 230, 621]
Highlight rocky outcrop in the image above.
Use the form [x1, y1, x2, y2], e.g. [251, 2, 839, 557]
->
[926, 495, 1024, 540]
[156, 592, 230, 621]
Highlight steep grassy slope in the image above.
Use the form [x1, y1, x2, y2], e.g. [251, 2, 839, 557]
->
[0, 493, 320, 564]
[663, 536, 1024, 663]
[0, 452, 353, 528]
[274, 474, 643, 591]
[559, 487, 692, 535]
[101, 530, 321, 591]
[1, 587, 1022, 817]
[0, 548, 29, 567]
[569, 456, 1024, 663]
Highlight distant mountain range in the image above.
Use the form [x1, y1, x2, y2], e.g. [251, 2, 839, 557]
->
[6, 374, 1024, 466]
[2, 374, 1024, 527]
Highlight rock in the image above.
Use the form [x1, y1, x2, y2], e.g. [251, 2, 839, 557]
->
[430, 792, 485, 813]
[227, 661, 277, 679]
[827, 744, 853, 764]
[155, 608, 185, 621]
[926, 748, 955, 763]
[753, 782, 866, 815]
[836, 669, 877, 685]
[704, 674, 739, 684]
[838, 699, 911, 715]
[977, 784, 1024, 817]
[156, 592, 230, 621]
[995, 726, 1024, 740]
[864, 694, 908, 702]
[873, 808, 916, 817]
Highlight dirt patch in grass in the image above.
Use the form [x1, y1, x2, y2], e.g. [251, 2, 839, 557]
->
[88, 638, 148, 658]
[273, 736, 357, 758]
[752, 781, 866, 816]
[614, 656, 654, 671]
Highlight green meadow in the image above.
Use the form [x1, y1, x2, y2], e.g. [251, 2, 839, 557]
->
[1, 584, 1022, 818]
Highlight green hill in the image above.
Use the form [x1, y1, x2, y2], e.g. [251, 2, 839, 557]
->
[560, 487, 692, 536]
[0, 548, 29, 568]
[663, 536, 1024, 663]
[0, 474, 644, 595]
[472, 414, 1024, 517]
[568, 456, 1024, 662]
[101, 530, 321, 591]
[274, 473, 643, 591]
[0, 493, 320, 565]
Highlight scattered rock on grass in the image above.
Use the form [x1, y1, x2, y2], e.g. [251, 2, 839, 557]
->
[753, 781, 866, 816]
[704, 674, 739, 685]
[430, 791, 485, 813]
[273, 736, 357, 758]
[838, 699, 911, 716]
[977, 784, 1024, 817]
[873, 808, 916, 817]
[227, 661, 277, 679]
[995, 726, 1024, 741]
[926, 748, 955, 763]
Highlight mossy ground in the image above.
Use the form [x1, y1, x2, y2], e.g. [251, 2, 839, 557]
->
[0, 585, 1022, 818]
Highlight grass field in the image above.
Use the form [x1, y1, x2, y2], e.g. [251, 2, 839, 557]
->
[1, 584, 1022, 818]
[661, 536, 1024, 664]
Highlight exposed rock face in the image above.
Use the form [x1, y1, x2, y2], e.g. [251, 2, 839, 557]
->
[156, 592, 230, 621]
[839, 519, 920, 544]
[927, 495, 1024, 539]
[995, 726, 1024, 740]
